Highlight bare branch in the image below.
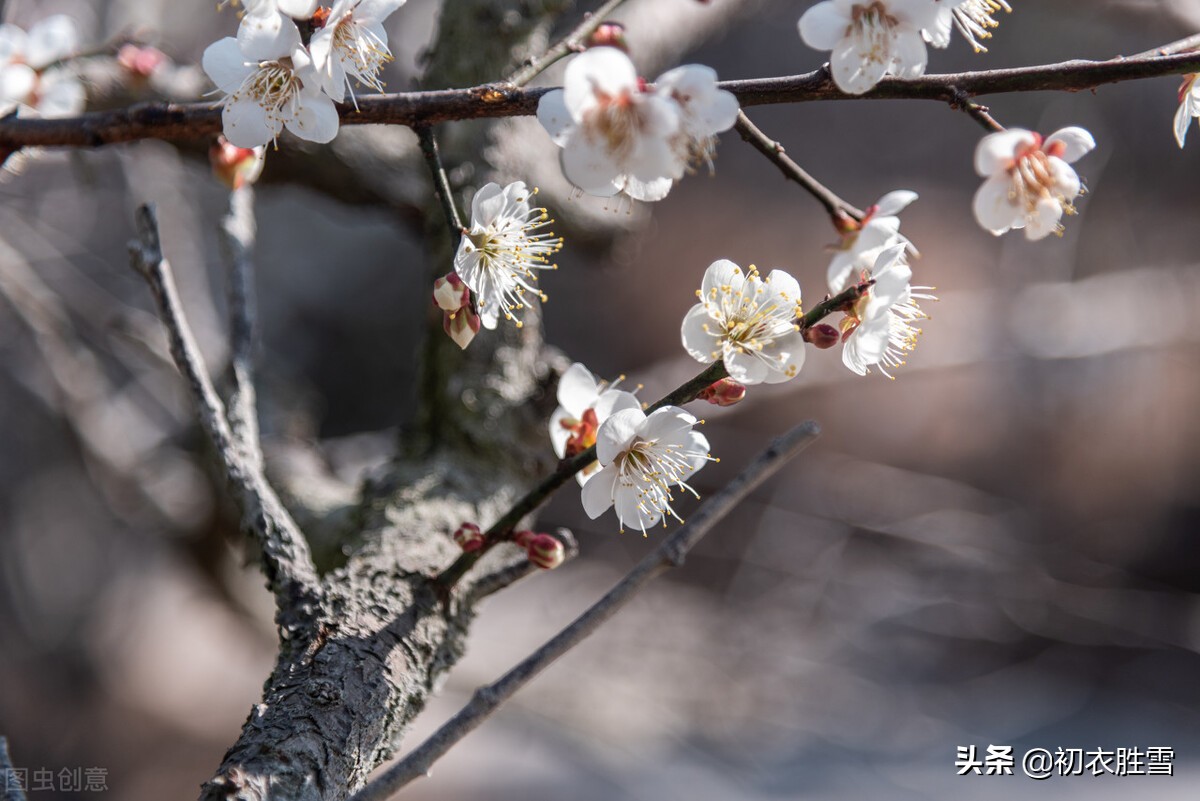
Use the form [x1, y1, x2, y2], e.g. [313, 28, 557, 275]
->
[351, 421, 821, 801]
[1, 737, 26, 801]
[128, 204, 321, 623]
[463, 528, 579, 606]
[414, 124, 464, 243]
[4, 49, 1200, 150]
[505, 0, 631, 88]
[217, 186, 262, 468]
[947, 87, 1006, 132]
[734, 110, 865, 223]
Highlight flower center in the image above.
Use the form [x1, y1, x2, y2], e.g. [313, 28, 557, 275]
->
[851, 2, 897, 64]
[333, 13, 393, 93]
[585, 87, 648, 159]
[560, 408, 599, 458]
[613, 435, 706, 531]
[1009, 137, 1073, 216]
[236, 59, 303, 124]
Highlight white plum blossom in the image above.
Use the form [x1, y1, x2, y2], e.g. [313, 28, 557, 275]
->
[537, 47, 685, 202]
[972, 126, 1095, 241]
[838, 244, 933, 377]
[681, 260, 806, 385]
[581, 406, 712, 533]
[453, 181, 563, 329]
[947, 0, 1011, 52]
[0, 15, 85, 118]
[1174, 74, 1200, 149]
[309, 0, 405, 103]
[236, 0, 317, 61]
[827, 189, 917, 292]
[654, 64, 740, 172]
[203, 34, 339, 148]
[549, 363, 641, 485]
[798, 0, 947, 95]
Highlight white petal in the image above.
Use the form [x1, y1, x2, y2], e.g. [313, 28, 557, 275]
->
[469, 182, 506, 226]
[680, 304, 720, 364]
[35, 71, 85, 117]
[972, 173, 1018, 235]
[843, 324, 886, 374]
[286, 92, 339, 143]
[1175, 99, 1192, 149]
[278, 0, 320, 17]
[597, 408, 645, 465]
[798, 2, 850, 51]
[238, 11, 301, 62]
[581, 464, 618, 519]
[921, 10, 954, 48]
[556, 363, 600, 414]
[222, 96, 280, 148]
[1044, 126, 1095, 164]
[622, 175, 674, 202]
[1047, 156, 1080, 202]
[560, 137, 623, 196]
[202, 38, 253, 94]
[724, 347, 769, 385]
[888, 28, 928, 79]
[830, 32, 890, 95]
[563, 47, 637, 120]
[763, 330, 807, 384]
[701, 259, 744, 297]
[593, 389, 640, 421]
[640, 406, 697, 443]
[0, 63, 35, 107]
[0, 25, 29, 65]
[356, 0, 408, 22]
[974, 128, 1035, 176]
[765, 269, 802, 305]
[874, 189, 918, 216]
[549, 406, 572, 459]
[308, 29, 343, 100]
[25, 14, 77, 69]
[614, 482, 660, 532]
[536, 90, 574, 147]
[1023, 198, 1062, 241]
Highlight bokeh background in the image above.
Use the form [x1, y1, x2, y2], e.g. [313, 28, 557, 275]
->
[2, 0, 1199, 799]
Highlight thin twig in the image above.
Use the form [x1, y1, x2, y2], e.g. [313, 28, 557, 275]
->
[948, 87, 1005, 132]
[734, 110, 864, 222]
[352, 422, 820, 801]
[1, 737, 25, 801]
[218, 185, 262, 468]
[1132, 33, 1200, 59]
[464, 528, 579, 606]
[128, 204, 321, 620]
[414, 124, 464, 243]
[505, 0, 630, 88]
[434, 280, 868, 589]
[5, 49, 1200, 149]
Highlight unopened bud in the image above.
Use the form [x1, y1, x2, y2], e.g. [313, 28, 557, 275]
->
[433, 272, 470, 312]
[209, 136, 265, 190]
[526, 533, 565, 570]
[513, 529, 536, 548]
[697, 377, 746, 407]
[803, 323, 840, 349]
[453, 522, 484, 552]
[443, 305, 481, 350]
[586, 22, 628, 52]
[117, 44, 169, 80]
[831, 210, 861, 236]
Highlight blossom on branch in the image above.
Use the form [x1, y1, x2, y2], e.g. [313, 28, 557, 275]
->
[453, 181, 562, 330]
[827, 189, 917, 293]
[203, 34, 339, 148]
[309, 0, 405, 103]
[536, 47, 738, 201]
[681, 260, 806, 385]
[549, 363, 640, 485]
[237, 0, 318, 60]
[837, 244, 934, 377]
[972, 126, 1095, 241]
[0, 15, 85, 118]
[798, 0, 950, 95]
[1174, 74, 1200, 149]
[581, 406, 713, 534]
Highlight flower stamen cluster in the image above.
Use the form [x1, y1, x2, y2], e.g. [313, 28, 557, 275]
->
[952, 0, 1011, 53]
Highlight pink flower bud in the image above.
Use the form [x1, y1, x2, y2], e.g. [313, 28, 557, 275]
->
[803, 323, 840, 350]
[453, 522, 484, 552]
[513, 530, 536, 548]
[432, 273, 470, 312]
[209, 136, 265, 190]
[117, 44, 169, 79]
[443, 304, 481, 350]
[697, 377, 746, 407]
[586, 22, 628, 52]
[526, 533, 564, 570]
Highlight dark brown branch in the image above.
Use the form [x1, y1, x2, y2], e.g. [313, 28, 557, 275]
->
[4, 50, 1200, 150]
[734, 110, 864, 221]
[414, 124, 464, 242]
[350, 421, 821, 801]
[217, 186, 262, 467]
[947, 87, 1005, 132]
[128, 204, 321, 627]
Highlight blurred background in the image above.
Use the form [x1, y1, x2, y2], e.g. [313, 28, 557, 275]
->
[1, 0, 1199, 798]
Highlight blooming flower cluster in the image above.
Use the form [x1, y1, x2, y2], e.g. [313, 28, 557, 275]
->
[452, 181, 563, 330]
[202, 0, 405, 147]
[972, 126, 1095, 240]
[537, 47, 739, 202]
[798, 0, 1014, 95]
[0, 14, 85, 118]
[549, 363, 640, 484]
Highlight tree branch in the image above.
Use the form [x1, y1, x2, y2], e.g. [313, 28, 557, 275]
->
[4, 49, 1200, 150]
[414, 124, 464, 243]
[128, 204, 321, 625]
[217, 186, 262, 468]
[505, 0, 631, 88]
[350, 421, 820, 801]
